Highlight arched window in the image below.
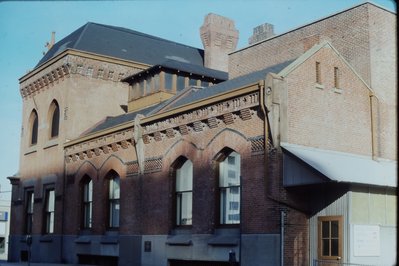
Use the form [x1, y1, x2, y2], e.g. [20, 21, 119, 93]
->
[29, 110, 38, 145]
[82, 177, 93, 229]
[174, 158, 193, 226]
[217, 150, 241, 225]
[106, 171, 120, 229]
[49, 100, 60, 138]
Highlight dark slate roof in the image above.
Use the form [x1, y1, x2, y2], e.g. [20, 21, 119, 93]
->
[36, 22, 204, 68]
[123, 59, 228, 83]
[155, 60, 295, 112]
[86, 104, 159, 135]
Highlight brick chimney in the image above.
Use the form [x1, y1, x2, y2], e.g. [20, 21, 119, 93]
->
[248, 23, 275, 45]
[200, 13, 239, 72]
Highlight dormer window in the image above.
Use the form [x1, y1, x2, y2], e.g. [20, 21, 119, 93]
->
[124, 61, 227, 112]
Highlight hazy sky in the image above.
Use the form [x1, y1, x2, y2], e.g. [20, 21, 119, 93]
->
[0, 0, 396, 200]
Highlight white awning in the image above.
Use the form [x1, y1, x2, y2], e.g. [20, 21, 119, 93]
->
[281, 142, 397, 188]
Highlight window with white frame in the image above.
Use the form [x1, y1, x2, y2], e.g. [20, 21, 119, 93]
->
[109, 175, 120, 228]
[219, 152, 241, 225]
[44, 188, 55, 234]
[25, 189, 34, 234]
[175, 159, 193, 226]
[83, 179, 93, 229]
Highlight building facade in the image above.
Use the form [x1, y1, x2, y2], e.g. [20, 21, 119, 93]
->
[8, 3, 396, 266]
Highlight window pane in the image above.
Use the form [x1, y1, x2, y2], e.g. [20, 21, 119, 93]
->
[146, 77, 152, 94]
[331, 239, 339, 256]
[164, 72, 173, 91]
[31, 113, 38, 145]
[331, 221, 339, 238]
[153, 73, 160, 91]
[178, 192, 192, 225]
[176, 160, 193, 192]
[47, 212, 54, 233]
[189, 78, 197, 86]
[47, 190, 55, 211]
[322, 221, 330, 238]
[109, 177, 120, 199]
[322, 239, 330, 256]
[177, 75, 185, 91]
[84, 203, 92, 228]
[219, 152, 240, 187]
[201, 80, 209, 87]
[175, 159, 193, 226]
[0, 237, 5, 254]
[51, 103, 60, 138]
[110, 200, 120, 228]
[139, 79, 145, 96]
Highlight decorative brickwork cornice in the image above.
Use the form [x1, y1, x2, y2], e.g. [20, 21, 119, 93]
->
[65, 91, 260, 162]
[65, 128, 134, 163]
[20, 55, 143, 100]
[20, 64, 70, 99]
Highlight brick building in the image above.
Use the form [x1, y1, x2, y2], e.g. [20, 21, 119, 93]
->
[8, 2, 396, 266]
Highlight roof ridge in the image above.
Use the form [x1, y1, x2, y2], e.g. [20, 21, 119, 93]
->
[73, 22, 92, 49]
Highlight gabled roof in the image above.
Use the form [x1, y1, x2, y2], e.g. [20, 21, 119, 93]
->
[278, 41, 376, 97]
[37, 22, 204, 68]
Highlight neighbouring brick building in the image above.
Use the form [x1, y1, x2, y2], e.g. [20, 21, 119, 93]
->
[7, 2, 396, 266]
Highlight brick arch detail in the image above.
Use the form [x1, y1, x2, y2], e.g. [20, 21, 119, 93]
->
[162, 139, 200, 171]
[74, 160, 98, 183]
[98, 154, 126, 180]
[205, 128, 250, 158]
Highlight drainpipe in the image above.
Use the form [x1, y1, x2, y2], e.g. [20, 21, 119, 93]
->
[369, 94, 378, 160]
[280, 210, 286, 266]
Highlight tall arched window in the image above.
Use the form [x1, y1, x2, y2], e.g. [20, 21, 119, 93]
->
[174, 158, 193, 226]
[29, 110, 38, 145]
[49, 100, 60, 138]
[82, 177, 93, 229]
[217, 150, 241, 225]
[106, 171, 120, 229]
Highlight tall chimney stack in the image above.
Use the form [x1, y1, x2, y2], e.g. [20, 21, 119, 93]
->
[200, 13, 239, 72]
[248, 23, 275, 45]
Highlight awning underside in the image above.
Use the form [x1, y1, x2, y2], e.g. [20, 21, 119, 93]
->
[281, 142, 397, 188]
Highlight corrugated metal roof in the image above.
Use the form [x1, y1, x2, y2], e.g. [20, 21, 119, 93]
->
[37, 22, 204, 68]
[281, 142, 397, 188]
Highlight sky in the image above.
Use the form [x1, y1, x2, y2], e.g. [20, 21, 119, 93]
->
[0, 0, 396, 200]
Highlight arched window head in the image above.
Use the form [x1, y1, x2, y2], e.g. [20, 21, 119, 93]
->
[29, 109, 38, 145]
[172, 157, 193, 226]
[49, 100, 60, 138]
